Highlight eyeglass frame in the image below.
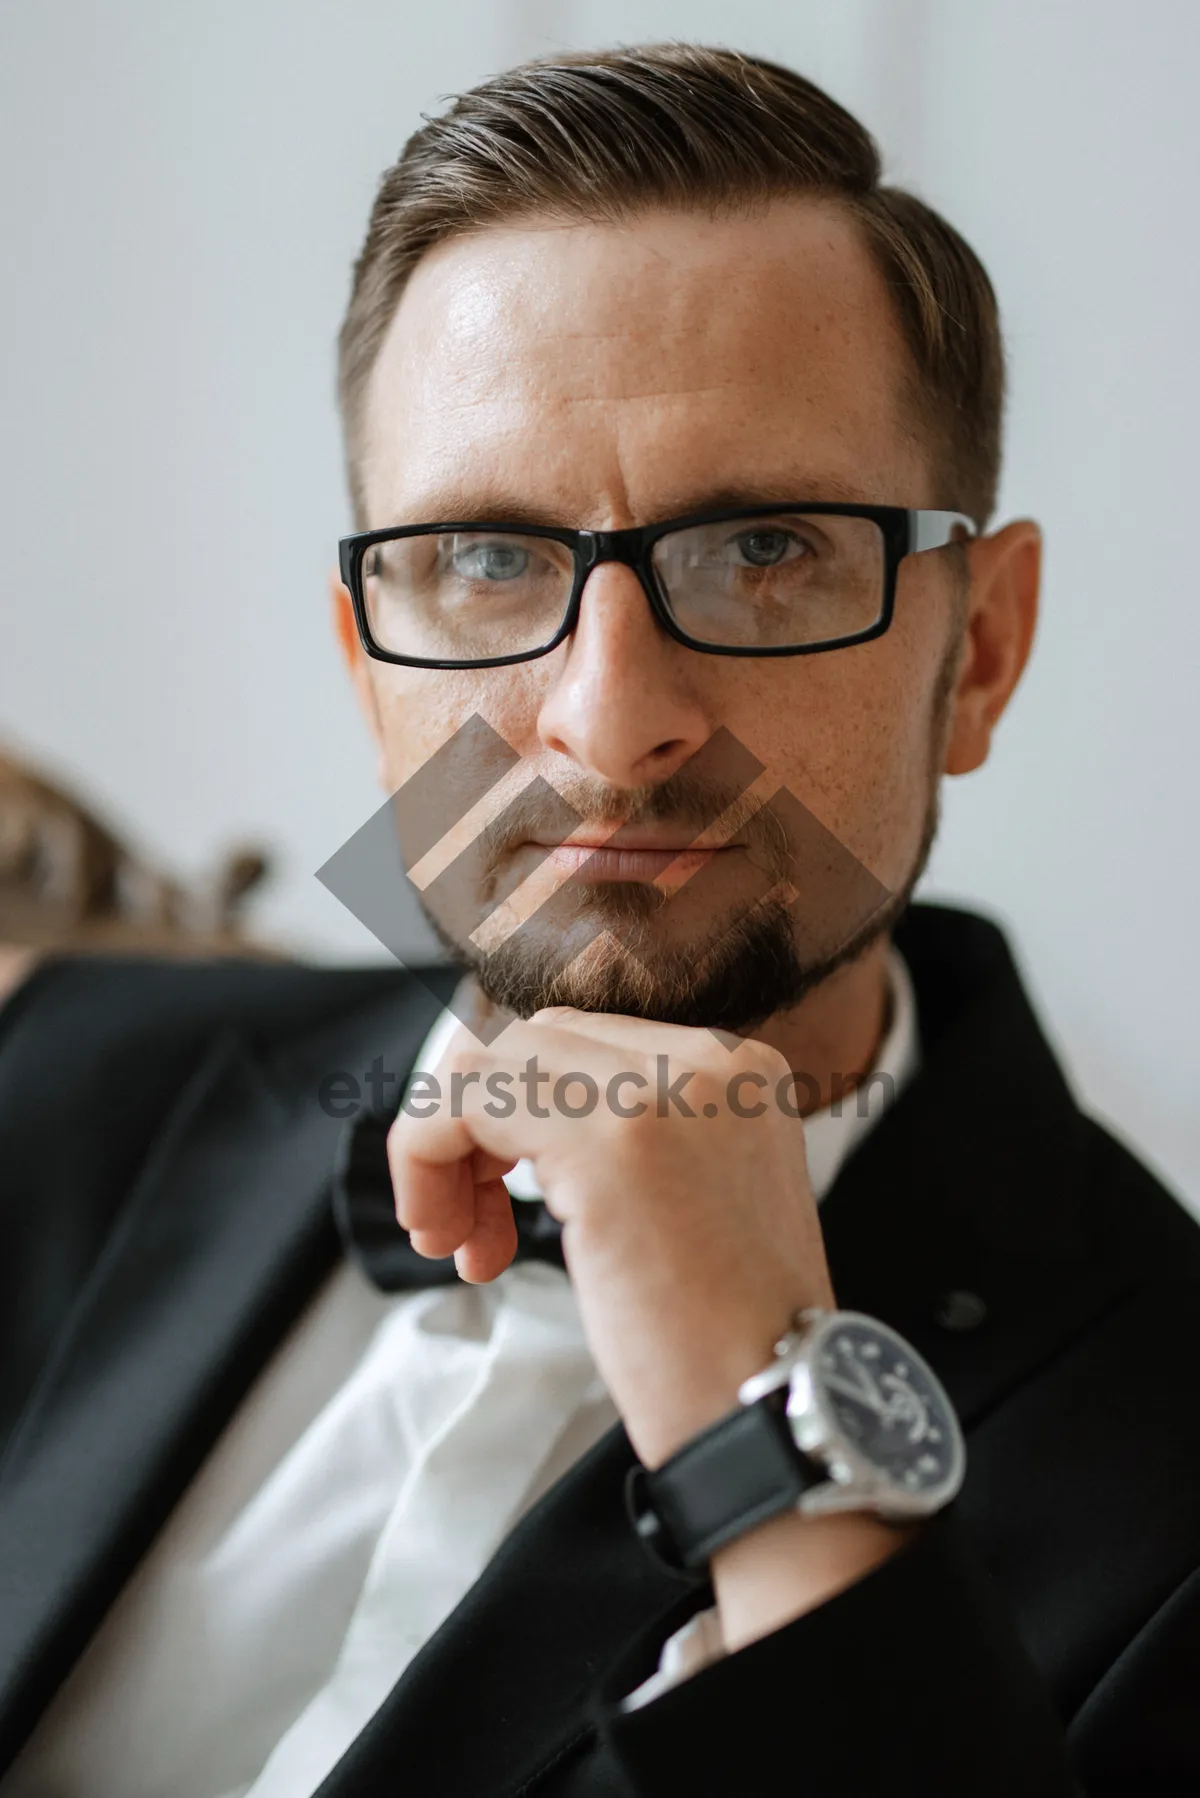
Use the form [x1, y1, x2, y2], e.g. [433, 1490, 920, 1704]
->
[338, 502, 979, 671]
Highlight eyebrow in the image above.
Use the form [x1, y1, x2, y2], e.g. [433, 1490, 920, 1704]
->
[381, 477, 877, 530]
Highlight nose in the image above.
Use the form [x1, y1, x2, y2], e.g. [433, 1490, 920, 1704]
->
[536, 562, 714, 789]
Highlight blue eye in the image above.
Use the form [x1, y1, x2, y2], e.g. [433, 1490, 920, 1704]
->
[731, 529, 807, 568]
[451, 541, 530, 581]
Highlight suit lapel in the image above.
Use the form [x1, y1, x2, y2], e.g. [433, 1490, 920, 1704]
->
[0, 969, 453, 1773]
[821, 906, 1136, 1427]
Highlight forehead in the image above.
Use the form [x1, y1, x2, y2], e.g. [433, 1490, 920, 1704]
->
[359, 197, 932, 527]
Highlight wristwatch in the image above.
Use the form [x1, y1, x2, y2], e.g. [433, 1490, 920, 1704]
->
[625, 1307, 966, 1577]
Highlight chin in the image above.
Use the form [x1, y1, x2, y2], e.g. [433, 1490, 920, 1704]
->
[446, 896, 891, 1035]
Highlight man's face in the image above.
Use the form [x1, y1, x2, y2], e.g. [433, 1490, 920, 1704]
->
[348, 197, 966, 1029]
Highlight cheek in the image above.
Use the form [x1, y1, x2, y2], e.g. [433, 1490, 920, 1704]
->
[744, 631, 941, 888]
[372, 666, 547, 787]
[826, 638, 944, 885]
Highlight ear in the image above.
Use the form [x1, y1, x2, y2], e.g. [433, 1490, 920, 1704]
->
[329, 568, 390, 788]
[943, 519, 1042, 776]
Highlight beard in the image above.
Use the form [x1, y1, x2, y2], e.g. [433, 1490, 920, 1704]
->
[416, 626, 959, 1036]
[418, 788, 939, 1035]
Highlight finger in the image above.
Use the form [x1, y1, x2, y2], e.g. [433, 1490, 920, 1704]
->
[395, 1084, 525, 1248]
[529, 1004, 646, 1037]
[455, 1175, 519, 1284]
[405, 1154, 477, 1258]
[527, 1005, 709, 1055]
[531, 1006, 788, 1083]
[394, 1064, 554, 1179]
[471, 1145, 520, 1186]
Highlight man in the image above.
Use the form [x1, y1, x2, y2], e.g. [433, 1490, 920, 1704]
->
[1, 41, 1198, 1798]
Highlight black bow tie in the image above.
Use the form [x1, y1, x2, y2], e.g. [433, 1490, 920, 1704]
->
[332, 1108, 566, 1292]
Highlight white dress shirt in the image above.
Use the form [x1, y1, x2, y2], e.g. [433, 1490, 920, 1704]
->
[5, 951, 919, 1798]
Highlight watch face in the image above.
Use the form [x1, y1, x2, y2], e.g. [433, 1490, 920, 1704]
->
[803, 1314, 964, 1503]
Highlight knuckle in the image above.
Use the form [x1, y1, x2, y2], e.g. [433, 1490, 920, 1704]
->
[731, 1037, 789, 1081]
[442, 1041, 483, 1081]
[596, 1097, 652, 1154]
[754, 1040, 792, 1081]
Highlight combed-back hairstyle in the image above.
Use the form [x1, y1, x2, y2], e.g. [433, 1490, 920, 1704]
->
[338, 43, 1004, 528]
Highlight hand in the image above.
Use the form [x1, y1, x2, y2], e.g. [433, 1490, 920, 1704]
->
[387, 1006, 835, 1467]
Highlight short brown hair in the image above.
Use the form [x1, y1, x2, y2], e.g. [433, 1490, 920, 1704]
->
[338, 43, 1005, 528]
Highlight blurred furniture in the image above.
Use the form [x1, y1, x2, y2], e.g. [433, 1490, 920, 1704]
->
[0, 748, 281, 958]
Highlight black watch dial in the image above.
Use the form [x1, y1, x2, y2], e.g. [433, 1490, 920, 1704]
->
[807, 1314, 963, 1501]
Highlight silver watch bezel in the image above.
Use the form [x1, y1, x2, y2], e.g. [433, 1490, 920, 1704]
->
[738, 1307, 966, 1521]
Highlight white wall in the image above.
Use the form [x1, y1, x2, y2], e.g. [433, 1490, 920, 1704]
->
[912, 0, 1200, 1215]
[1, 0, 1196, 1208]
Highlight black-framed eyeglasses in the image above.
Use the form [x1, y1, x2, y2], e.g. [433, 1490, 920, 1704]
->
[338, 503, 978, 670]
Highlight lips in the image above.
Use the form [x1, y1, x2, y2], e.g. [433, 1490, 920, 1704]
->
[530, 825, 740, 852]
[531, 840, 736, 883]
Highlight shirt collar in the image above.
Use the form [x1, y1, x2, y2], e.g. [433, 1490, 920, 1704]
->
[801, 945, 920, 1202]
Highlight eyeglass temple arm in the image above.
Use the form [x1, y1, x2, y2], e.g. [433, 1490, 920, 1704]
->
[908, 510, 979, 554]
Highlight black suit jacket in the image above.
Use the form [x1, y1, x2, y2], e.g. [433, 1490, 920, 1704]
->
[1, 903, 1198, 1796]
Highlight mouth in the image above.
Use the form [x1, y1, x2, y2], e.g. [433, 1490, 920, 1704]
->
[523, 825, 741, 883]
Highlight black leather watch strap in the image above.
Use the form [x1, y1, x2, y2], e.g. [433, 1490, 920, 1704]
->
[625, 1387, 828, 1576]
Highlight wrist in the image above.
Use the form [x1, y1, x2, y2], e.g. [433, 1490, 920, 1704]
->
[711, 1507, 917, 1654]
[615, 1289, 837, 1470]
[626, 1340, 788, 1470]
